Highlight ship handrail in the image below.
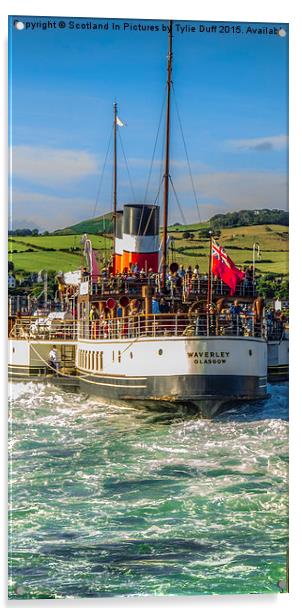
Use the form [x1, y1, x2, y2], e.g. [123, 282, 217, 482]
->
[86, 275, 258, 300]
[9, 317, 78, 341]
[8, 312, 265, 342]
[78, 311, 264, 341]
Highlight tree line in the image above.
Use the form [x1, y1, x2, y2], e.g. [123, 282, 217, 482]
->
[208, 209, 288, 229]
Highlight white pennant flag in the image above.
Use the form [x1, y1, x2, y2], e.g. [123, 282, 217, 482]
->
[116, 116, 126, 127]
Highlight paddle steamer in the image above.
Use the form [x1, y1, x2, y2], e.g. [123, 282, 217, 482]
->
[8, 20, 272, 417]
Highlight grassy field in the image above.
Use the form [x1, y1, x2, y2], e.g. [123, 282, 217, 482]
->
[9, 224, 288, 275]
[9, 235, 109, 250]
[169, 224, 288, 275]
[9, 234, 113, 273]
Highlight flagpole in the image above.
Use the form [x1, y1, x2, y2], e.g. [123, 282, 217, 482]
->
[207, 231, 213, 309]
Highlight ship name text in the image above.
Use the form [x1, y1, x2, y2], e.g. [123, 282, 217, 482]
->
[187, 351, 230, 365]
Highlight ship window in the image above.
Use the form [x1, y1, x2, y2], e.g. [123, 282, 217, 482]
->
[158, 349, 163, 356]
[249, 349, 252, 356]
[130, 352, 133, 359]
[112, 351, 115, 362]
[118, 350, 121, 363]
[99, 352, 103, 371]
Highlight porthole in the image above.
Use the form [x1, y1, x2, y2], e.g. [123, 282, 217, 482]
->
[130, 352, 133, 359]
[158, 349, 163, 356]
[249, 349, 252, 356]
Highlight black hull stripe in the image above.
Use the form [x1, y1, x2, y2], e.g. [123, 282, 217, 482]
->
[79, 374, 267, 401]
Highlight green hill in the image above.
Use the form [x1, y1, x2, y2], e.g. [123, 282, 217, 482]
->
[51, 208, 288, 236]
[53, 212, 113, 235]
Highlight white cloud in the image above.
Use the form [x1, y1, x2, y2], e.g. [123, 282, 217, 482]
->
[10, 169, 289, 232]
[174, 171, 288, 212]
[11, 145, 99, 185]
[226, 135, 288, 152]
[10, 190, 101, 231]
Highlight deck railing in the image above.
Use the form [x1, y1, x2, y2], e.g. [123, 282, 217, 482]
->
[87, 275, 257, 299]
[79, 312, 264, 341]
[9, 312, 265, 342]
[9, 317, 78, 341]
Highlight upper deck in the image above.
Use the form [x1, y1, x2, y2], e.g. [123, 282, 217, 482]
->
[9, 310, 264, 343]
[82, 273, 257, 303]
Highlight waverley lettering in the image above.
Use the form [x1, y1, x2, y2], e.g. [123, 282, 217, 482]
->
[187, 351, 230, 365]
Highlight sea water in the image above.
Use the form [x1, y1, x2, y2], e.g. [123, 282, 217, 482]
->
[8, 381, 288, 599]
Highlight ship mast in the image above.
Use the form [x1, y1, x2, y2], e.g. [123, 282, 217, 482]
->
[113, 101, 117, 237]
[162, 20, 173, 287]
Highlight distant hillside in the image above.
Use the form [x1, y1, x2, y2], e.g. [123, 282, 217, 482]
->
[209, 209, 288, 229]
[52, 208, 288, 236]
[53, 213, 113, 235]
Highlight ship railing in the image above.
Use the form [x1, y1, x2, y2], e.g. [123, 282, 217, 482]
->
[86, 275, 257, 299]
[90, 276, 158, 297]
[9, 317, 78, 340]
[182, 276, 258, 299]
[79, 313, 264, 341]
[266, 320, 288, 341]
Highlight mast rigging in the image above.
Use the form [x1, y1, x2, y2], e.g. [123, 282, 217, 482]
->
[162, 19, 173, 287]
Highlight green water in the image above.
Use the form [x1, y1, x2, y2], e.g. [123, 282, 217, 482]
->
[8, 381, 288, 599]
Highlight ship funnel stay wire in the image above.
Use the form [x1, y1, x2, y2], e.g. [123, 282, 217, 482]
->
[92, 125, 113, 218]
[153, 175, 165, 207]
[118, 129, 136, 202]
[134, 90, 166, 243]
[169, 176, 187, 225]
[144, 90, 167, 203]
[172, 83, 202, 224]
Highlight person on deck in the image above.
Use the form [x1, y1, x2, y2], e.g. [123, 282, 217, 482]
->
[230, 300, 243, 335]
[48, 345, 60, 372]
[178, 265, 186, 279]
[89, 305, 100, 339]
[193, 264, 200, 276]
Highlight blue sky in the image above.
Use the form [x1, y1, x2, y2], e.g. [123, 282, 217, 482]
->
[9, 16, 288, 230]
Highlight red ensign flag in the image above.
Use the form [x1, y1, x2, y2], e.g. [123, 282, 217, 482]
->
[211, 240, 244, 295]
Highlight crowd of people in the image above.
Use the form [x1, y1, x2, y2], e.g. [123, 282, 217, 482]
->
[85, 298, 265, 341]
[82, 262, 257, 299]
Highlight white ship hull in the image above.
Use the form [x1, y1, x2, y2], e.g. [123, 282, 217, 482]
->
[267, 334, 289, 380]
[8, 335, 268, 417]
[76, 335, 268, 416]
